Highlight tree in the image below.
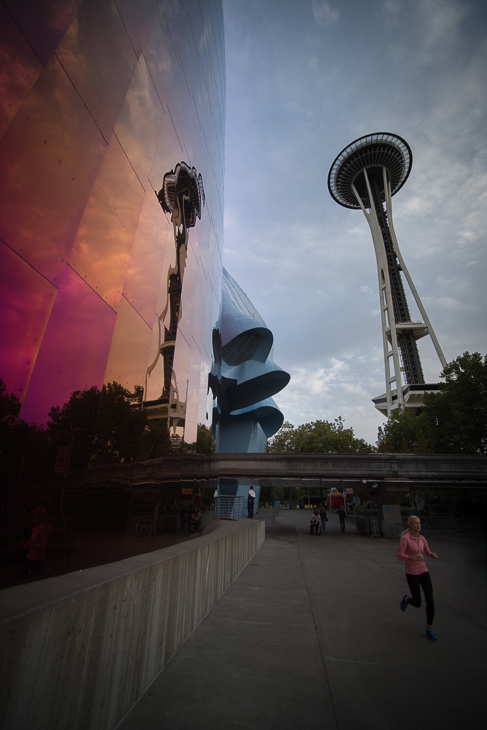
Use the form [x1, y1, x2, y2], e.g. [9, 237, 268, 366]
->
[47, 382, 170, 466]
[190, 424, 216, 454]
[0, 380, 53, 479]
[377, 352, 487, 454]
[377, 407, 431, 454]
[267, 418, 374, 454]
[422, 352, 487, 454]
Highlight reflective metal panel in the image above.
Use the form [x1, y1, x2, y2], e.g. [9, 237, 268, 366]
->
[122, 190, 172, 325]
[115, 0, 157, 58]
[141, 5, 175, 106]
[184, 342, 204, 443]
[114, 54, 165, 186]
[20, 266, 116, 425]
[0, 55, 107, 284]
[178, 241, 199, 345]
[55, 0, 138, 141]
[103, 295, 153, 391]
[170, 327, 191, 438]
[68, 135, 145, 312]
[165, 60, 193, 150]
[4, 0, 84, 66]
[148, 113, 185, 194]
[0, 4, 43, 142]
[0, 243, 56, 401]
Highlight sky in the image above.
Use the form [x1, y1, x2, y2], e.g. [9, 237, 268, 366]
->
[221, 0, 487, 446]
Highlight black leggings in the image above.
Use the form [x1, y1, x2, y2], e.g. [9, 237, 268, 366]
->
[406, 572, 435, 625]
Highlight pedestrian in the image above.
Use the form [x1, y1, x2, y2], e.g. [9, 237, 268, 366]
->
[19, 507, 49, 576]
[319, 505, 327, 533]
[247, 487, 256, 519]
[397, 515, 439, 641]
[337, 507, 346, 532]
[310, 510, 320, 534]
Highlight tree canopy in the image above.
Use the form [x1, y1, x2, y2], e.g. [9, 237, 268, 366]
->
[267, 418, 374, 454]
[377, 352, 487, 454]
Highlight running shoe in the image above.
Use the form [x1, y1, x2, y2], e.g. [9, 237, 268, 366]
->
[426, 628, 438, 641]
[400, 594, 409, 612]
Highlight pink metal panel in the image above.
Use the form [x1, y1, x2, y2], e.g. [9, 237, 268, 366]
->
[19, 266, 116, 425]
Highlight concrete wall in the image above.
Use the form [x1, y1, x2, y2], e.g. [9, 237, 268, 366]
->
[0, 520, 265, 730]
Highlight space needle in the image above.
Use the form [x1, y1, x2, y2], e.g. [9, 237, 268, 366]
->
[328, 133, 446, 417]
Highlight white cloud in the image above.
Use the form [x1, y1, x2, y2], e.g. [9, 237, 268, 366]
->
[311, 0, 339, 28]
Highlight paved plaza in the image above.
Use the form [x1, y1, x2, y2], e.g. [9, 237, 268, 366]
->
[118, 509, 486, 730]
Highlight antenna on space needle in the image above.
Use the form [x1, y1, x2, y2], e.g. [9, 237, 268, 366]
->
[328, 133, 446, 417]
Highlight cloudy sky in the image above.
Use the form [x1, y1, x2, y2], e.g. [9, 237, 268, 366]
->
[221, 0, 487, 446]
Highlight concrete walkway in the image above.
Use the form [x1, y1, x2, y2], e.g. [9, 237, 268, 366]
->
[117, 509, 486, 730]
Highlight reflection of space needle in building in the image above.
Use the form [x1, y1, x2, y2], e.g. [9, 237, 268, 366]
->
[144, 162, 204, 434]
[328, 133, 446, 416]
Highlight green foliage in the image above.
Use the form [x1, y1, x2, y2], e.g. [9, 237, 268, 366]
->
[377, 352, 487, 454]
[190, 424, 216, 454]
[377, 407, 432, 454]
[267, 418, 374, 454]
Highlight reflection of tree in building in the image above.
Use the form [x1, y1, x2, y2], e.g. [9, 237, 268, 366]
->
[145, 163, 205, 436]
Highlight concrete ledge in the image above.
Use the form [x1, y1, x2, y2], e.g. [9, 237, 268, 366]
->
[0, 519, 265, 730]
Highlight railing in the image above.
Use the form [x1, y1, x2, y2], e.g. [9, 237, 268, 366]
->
[216, 496, 244, 521]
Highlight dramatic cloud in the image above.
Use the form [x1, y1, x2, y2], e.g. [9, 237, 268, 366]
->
[223, 0, 487, 444]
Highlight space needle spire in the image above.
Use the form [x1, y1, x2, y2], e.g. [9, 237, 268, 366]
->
[328, 133, 446, 417]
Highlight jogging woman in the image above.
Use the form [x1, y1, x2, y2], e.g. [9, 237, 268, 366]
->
[397, 515, 439, 641]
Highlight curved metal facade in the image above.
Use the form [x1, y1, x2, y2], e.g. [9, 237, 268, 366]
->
[0, 0, 225, 444]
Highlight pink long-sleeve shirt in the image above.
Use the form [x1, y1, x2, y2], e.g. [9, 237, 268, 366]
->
[397, 532, 433, 575]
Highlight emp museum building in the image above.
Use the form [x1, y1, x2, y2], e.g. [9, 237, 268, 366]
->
[0, 0, 290, 588]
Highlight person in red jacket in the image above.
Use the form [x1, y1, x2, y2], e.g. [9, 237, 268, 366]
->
[397, 515, 439, 641]
[19, 507, 49, 576]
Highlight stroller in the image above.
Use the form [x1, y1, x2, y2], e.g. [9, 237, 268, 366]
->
[310, 515, 321, 535]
